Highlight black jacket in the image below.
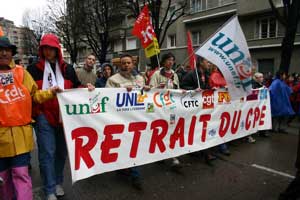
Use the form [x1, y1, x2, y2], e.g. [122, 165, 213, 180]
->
[181, 69, 210, 90]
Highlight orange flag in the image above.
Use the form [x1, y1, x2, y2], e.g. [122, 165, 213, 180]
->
[0, 26, 4, 37]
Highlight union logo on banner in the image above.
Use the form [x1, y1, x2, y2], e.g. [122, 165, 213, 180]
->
[202, 90, 214, 109]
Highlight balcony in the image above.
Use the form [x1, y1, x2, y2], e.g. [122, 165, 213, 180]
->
[183, 0, 237, 23]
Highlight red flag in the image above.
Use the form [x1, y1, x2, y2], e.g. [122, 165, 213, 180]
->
[132, 5, 160, 58]
[187, 31, 196, 70]
[0, 26, 4, 37]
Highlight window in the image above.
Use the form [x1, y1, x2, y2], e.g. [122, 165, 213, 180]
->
[256, 18, 277, 39]
[126, 38, 137, 50]
[190, 0, 200, 13]
[190, 0, 236, 12]
[113, 40, 122, 52]
[168, 4, 177, 20]
[192, 31, 201, 45]
[190, 0, 206, 13]
[167, 35, 176, 48]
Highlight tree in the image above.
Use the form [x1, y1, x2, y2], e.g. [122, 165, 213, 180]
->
[22, 8, 54, 43]
[269, 0, 300, 73]
[78, 0, 124, 64]
[47, 0, 82, 64]
[21, 27, 38, 57]
[126, 0, 187, 68]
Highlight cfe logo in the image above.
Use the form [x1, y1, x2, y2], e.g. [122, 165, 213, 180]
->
[65, 92, 109, 115]
[202, 90, 214, 109]
[218, 91, 231, 104]
[153, 90, 176, 110]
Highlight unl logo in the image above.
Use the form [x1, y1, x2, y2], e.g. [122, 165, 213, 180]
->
[218, 91, 231, 103]
[202, 90, 214, 109]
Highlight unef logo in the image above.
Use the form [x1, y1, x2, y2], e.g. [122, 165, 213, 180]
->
[202, 90, 214, 109]
[65, 93, 109, 115]
[218, 91, 231, 104]
[153, 90, 176, 110]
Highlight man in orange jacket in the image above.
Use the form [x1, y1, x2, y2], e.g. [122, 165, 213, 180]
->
[0, 35, 61, 200]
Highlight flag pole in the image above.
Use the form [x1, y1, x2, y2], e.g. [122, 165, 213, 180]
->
[178, 15, 238, 70]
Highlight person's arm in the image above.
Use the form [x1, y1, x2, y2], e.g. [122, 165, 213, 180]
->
[149, 71, 159, 88]
[105, 77, 117, 88]
[173, 73, 180, 89]
[23, 70, 56, 104]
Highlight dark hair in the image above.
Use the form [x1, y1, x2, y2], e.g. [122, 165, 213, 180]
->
[120, 54, 133, 60]
[160, 52, 175, 66]
[275, 70, 286, 79]
[14, 58, 21, 65]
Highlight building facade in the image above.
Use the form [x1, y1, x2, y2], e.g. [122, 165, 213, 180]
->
[0, 17, 38, 65]
[110, 0, 300, 74]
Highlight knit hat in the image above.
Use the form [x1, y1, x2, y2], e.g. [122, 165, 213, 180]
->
[0, 36, 17, 55]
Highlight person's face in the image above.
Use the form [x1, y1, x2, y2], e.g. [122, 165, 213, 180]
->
[163, 57, 174, 70]
[201, 59, 211, 70]
[85, 55, 96, 69]
[256, 75, 264, 83]
[120, 56, 133, 76]
[103, 66, 112, 78]
[288, 76, 294, 82]
[282, 73, 287, 80]
[42, 46, 57, 62]
[0, 47, 13, 67]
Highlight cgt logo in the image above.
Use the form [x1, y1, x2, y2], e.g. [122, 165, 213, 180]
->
[153, 90, 176, 109]
[218, 91, 231, 104]
[202, 90, 214, 109]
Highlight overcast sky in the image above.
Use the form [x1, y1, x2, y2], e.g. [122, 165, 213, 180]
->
[0, 0, 47, 26]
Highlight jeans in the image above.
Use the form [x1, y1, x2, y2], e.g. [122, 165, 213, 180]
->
[35, 114, 67, 195]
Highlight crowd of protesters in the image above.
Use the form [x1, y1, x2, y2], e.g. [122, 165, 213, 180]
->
[1, 32, 300, 200]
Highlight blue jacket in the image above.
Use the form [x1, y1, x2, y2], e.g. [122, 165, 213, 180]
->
[269, 78, 295, 117]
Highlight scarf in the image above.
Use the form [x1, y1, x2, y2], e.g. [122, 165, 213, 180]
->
[42, 60, 64, 90]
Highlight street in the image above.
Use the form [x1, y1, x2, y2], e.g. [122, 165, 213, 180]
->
[31, 123, 299, 200]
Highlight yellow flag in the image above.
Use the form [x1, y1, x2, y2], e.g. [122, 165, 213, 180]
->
[144, 38, 160, 58]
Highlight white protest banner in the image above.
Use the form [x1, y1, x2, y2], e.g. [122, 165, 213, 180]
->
[195, 16, 252, 99]
[57, 88, 271, 183]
